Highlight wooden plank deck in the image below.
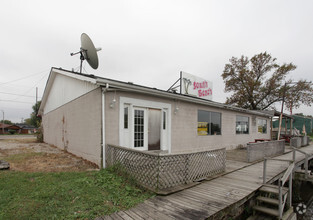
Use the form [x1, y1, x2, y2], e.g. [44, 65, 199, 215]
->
[99, 144, 313, 220]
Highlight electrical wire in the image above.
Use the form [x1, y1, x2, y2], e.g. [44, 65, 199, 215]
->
[0, 100, 33, 104]
[0, 69, 49, 86]
[0, 91, 42, 98]
[2, 71, 49, 103]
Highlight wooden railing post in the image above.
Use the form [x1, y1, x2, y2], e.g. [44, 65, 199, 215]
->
[292, 147, 310, 180]
[156, 154, 160, 191]
[289, 166, 292, 208]
[278, 180, 283, 219]
[305, 155, 308, 179]
[263, 158, 267, 184]
[184, 155, 189, 184]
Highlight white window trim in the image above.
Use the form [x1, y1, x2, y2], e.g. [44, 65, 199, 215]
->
[119, 97, 172, 153]
[257, 118, 268, 134]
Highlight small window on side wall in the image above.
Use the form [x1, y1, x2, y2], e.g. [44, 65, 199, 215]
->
[236, 115, 249, 134]
[257, 119, 267, 134]
[163, 111, 166, 130]
[124, 107, 128, 129]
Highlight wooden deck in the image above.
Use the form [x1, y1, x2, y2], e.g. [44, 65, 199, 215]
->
[97, 144, 313, 220]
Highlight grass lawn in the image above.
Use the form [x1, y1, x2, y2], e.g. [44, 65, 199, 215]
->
[0, 167, 155, 219]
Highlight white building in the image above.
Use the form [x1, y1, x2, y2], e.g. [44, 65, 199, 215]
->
[39, 68, 272, 168]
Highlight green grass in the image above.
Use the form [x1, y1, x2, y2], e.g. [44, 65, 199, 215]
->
[1, 152, 45, 162]
[0, 166, 155, 219]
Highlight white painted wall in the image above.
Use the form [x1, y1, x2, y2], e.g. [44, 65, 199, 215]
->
[43, 73, 98, 114]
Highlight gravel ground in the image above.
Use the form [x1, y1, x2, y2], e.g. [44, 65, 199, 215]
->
[0, 136, 99, 172]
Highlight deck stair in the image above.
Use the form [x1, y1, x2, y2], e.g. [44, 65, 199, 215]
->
[251, 158, 295, 219]
[252, 184, 289, 218]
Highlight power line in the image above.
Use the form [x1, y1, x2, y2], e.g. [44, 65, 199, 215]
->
[0, 91, 42, 98]
[21, 72, 49, 97]
[0, 99, 34, 104]
[1, 71, 49, 103]
[0, 68, 49, 86]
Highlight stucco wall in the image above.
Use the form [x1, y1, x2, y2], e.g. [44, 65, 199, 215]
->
[104, 91, 271, 153]
[42, 88, 102, 166]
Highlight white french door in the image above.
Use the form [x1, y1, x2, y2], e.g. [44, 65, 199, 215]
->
[133, 107, 148, 150]
[119, 97, 171, 152]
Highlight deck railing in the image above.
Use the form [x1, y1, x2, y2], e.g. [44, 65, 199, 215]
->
[106, 144, 226, 192]
[292, 147, 310, 179]
[263, 158, 294, 219]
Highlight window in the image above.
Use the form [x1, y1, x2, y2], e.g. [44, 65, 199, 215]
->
[198, 110, 221, 135]
[163, 111, 166, 130]
[124, 107, 128, 129]
[236, 116, 249, 134]
[257, 119, 267, 134]
[134, 109, 144, 147]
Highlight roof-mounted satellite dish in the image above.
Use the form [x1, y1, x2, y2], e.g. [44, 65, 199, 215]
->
[70, 33, 102, 73]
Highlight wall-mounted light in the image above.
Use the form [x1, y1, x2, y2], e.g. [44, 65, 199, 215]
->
[174, 106, 179, 114]
[174, 101, 179, 114]
[110, 91, 116, 108]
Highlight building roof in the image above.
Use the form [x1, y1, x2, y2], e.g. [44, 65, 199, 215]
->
[0, 123, 21, 130]
[39, 67, 273, 118]
[15, 124, 36, 129]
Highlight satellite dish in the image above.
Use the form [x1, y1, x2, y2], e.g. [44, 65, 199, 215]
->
[71, 33, 101, 73]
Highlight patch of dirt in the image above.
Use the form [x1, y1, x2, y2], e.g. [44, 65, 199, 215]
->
[0, 137, 99, 172]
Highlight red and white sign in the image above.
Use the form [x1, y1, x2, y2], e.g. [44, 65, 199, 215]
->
[180, 71, 213, 100]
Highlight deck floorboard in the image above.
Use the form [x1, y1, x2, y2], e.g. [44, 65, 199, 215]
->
[100, 144, 313, 219]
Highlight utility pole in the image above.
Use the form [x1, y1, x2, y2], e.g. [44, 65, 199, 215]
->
[1, 110, 4, 134]
[277, 83, 286, 140]
[36, 87, 38, 115]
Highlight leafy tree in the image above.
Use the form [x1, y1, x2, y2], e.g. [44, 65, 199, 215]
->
[0, 120, 12, 125]
[28, 101, 42, 127]
[24, 118, 32, 125]
[221, 52, 313, 111]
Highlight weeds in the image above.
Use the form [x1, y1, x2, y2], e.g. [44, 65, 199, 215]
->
[0, 165, 154, 219]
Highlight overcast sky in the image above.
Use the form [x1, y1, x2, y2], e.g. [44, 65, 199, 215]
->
[1, 0, 312, 123]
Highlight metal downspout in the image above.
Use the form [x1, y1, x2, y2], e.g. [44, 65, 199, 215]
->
[101, 86, 107, 168]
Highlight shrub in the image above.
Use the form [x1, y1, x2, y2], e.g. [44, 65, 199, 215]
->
[8, 130, 16, 135]
[36, 125, 43, 142]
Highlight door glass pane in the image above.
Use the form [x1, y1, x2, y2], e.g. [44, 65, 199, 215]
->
[124, 107, 128, 129]
[134, 109, 144, 147]
[148, 109, 161, 150]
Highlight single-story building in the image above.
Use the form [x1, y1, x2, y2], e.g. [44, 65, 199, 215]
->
[39, 68, 272, 168]
[0, 123, 21, 134]
[15, 124, 37, 134]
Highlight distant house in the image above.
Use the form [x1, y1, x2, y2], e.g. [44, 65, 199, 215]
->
[0, 123, 21, 134]
[39, 68, 272, 168]
[15, 124, 37, 134]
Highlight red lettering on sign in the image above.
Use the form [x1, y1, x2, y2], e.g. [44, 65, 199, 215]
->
[198, 88, 212, 97]
[193, 81, 208, 90]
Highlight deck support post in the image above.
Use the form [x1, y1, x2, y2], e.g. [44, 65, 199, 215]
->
[263, 158, 267, 184]
[278, 180, 282, 219]
[289, 170, 292, 208]
[305, 155, 308, 179]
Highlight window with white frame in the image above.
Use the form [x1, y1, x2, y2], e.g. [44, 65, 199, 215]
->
[236, 115, 249, 134]
[124, 107, 129, 129]
[198, 110, 221, 135]
[257, 119, 267, 134]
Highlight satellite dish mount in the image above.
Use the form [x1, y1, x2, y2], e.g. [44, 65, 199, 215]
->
[71, 33, 101, 73]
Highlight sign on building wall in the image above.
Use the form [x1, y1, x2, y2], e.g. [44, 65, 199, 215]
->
[180, 71, 213, 100]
